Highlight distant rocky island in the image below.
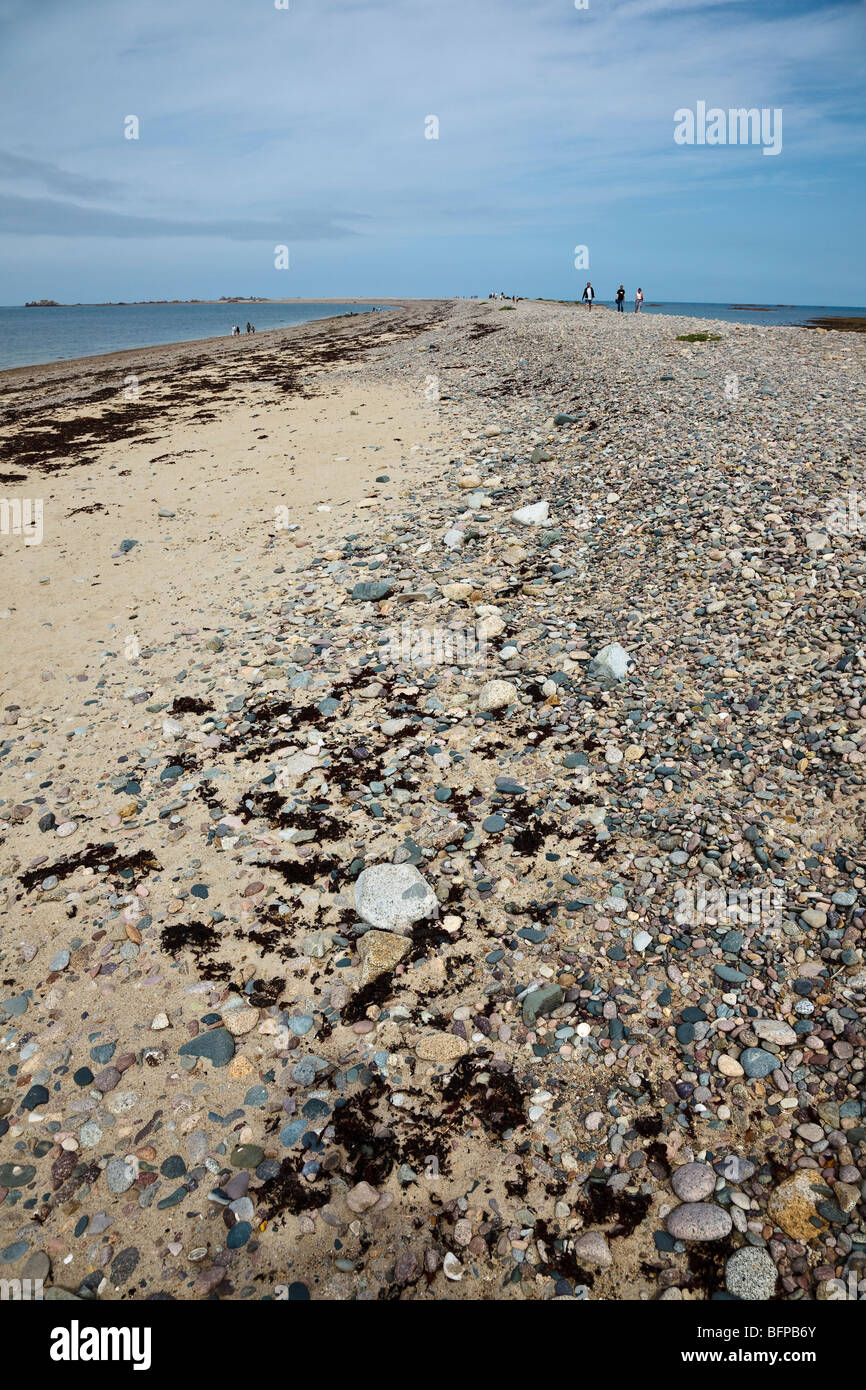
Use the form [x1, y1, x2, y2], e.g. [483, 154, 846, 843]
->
[25, 296, 273, 307]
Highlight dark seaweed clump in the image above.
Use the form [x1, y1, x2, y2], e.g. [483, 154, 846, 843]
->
[18, 844, 161, 893]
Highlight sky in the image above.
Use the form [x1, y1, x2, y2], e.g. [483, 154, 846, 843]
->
[0, 0, 864, 304]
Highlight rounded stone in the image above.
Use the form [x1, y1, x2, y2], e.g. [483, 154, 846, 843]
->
[476, 679, 519, 712]
[718, 1054, 744, 1078]
[415, 1032, 469, 1064]
[738, 1047, 780, 1078]
[105, 1157, 136, 1194]
[354, 863, 437, 934]
[231, 1144, 264, 1169]
[224, 1007, 260, 1037]
[573, 1231, 612, 1269]
[226, 1221, 252, 1249]
[725, 1246, 778, 1301]
[665, 1202, 733, 1242]
[671, 1162, 716, 1203]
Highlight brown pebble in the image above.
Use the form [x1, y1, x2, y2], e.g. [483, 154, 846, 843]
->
[91, 1066, 121, 1092]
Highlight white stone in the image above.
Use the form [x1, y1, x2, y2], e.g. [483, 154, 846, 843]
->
[587, 642, 632, 682]
[512, 500, 550, 526]
[477, 679, 519, 712]
[354, 863, 437, 934]
[753, 1018, 797, 1047]
[442, 581, 473, 600]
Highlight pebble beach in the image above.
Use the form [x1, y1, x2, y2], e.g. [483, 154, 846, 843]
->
[1, 297, 864, 1302]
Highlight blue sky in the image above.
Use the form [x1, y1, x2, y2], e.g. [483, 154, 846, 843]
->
[0, 0, 864, 304]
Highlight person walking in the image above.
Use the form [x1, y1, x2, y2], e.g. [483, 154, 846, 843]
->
[634, 287, 644, 313]
[582, 281, 595, 311]
[615, 285, 625, 312]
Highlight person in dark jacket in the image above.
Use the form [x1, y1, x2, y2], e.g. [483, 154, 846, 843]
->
[615, 285, 625, 311]
[582, 281, 595, 311]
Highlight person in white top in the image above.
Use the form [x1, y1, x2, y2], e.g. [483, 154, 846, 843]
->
[634, 288, 644, 313]
[582, 281, 595, 311]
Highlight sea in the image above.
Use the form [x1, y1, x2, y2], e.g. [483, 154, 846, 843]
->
[1, 300, 864, 372]
[0, 301, 392, 372]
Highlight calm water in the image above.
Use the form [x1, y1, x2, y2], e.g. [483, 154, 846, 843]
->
[597, 301, 866, 327]
[0, 302, 392, 371]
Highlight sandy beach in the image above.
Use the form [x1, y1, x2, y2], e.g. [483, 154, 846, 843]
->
[1, 298, 865, 1302]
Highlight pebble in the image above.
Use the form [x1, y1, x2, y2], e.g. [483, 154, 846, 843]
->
[573, 1231, 612, 1269]
[752, 1018, 797, 1046]
[767, 1171, 831, 1241]
[671, 1162, 716, 1202]
[725, 1246, 778, 1301]
[665, 1203, 733, 1242]
[177, 1029, 236, 1067]
[739, 1047, 781, 1079]
[354, 863, 438, 933]
[105, 1157, 136, 1194]
[477, 679, 519, 712]
[357, 929, 410, 984]
[512, 501, 549, 526]
[416, 1032, 469, 1063]
[587, 642, 632, 683]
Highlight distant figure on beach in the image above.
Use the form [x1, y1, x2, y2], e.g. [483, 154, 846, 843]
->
[245, 321, 251, 333]
[250, 324, 255, 333]
[582, 281, 595, 311]
[615, 285, 625, 312]
[635, 288, 644, 313]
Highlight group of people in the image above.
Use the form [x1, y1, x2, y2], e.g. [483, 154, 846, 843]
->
[230, 322, 256, 335]
[582, 283, 644, 312]
[488, 291, 520, 301]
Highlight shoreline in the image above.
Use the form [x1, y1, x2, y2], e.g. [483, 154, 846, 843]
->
[0, 300, 445, 390]
[4, 300, 866, 379]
